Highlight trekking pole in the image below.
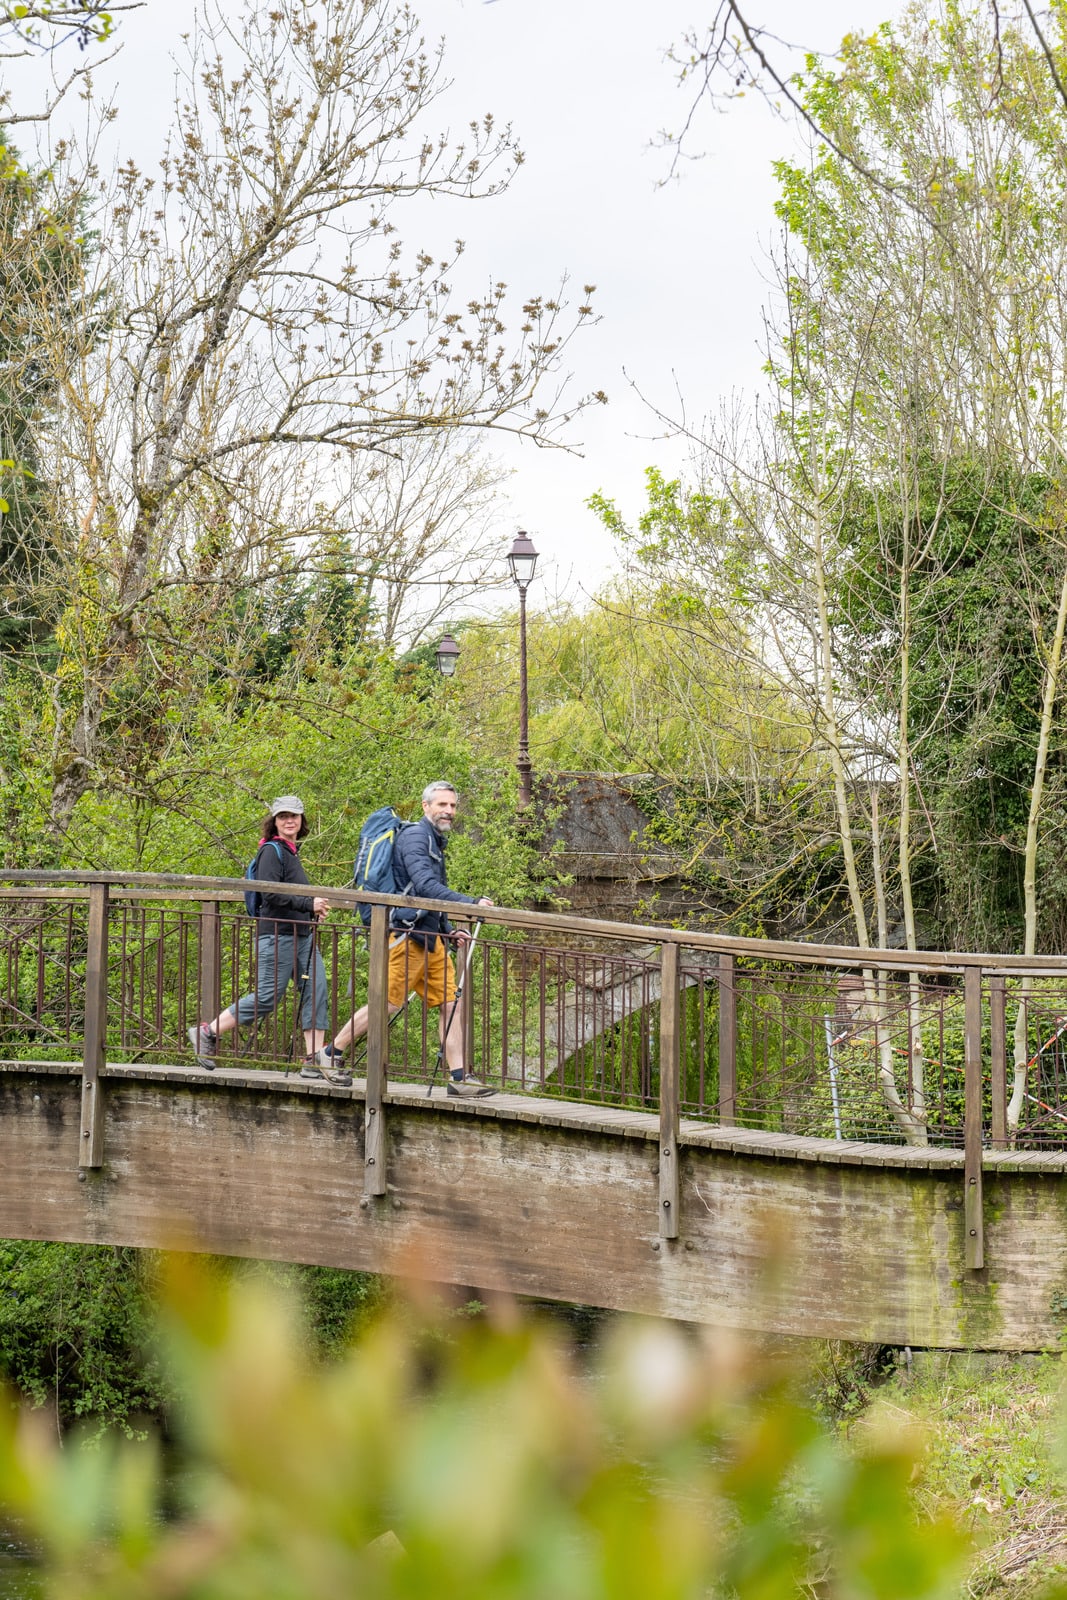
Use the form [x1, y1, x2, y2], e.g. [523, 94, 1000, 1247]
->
[285, 921, 320, 1078]
[426, 919, 484, 1097]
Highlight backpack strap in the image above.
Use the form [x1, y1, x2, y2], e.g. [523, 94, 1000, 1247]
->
[254, 839, 285, 873]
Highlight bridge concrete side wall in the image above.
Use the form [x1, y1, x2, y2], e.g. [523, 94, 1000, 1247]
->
[1, 1064, 1065, 1349]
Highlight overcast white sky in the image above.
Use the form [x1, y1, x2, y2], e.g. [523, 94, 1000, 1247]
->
[403, 0, 908, 599]
[19, 0, 908, 601]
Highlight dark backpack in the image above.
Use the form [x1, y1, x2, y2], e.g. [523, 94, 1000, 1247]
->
[353, 806, 417, 928]
[243, 840, 285, 918]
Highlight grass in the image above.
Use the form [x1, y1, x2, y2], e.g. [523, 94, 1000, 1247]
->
[814, 1345, 1067, 1597]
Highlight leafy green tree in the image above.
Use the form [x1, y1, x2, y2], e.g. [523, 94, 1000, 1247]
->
[0, 1243, 170, 1436]
[0, 1243, 382, 1434]
[63, 649, 543, 916]
[834, 462, 1067, 953]
[762, 1, 1067, 1132]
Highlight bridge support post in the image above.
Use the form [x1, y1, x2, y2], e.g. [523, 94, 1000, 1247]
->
[659, 940, 681, 1240]
[718, 953, 736, 1127]
[80, 881, 109, 1169]
[989, 975, 1007, 1149]
[964, 965, 984, 1270]
[363, 903, 389, 1198]
[198, 899, 221, 1034]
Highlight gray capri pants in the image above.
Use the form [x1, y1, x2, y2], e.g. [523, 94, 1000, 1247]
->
[228, 929, 328, 1031]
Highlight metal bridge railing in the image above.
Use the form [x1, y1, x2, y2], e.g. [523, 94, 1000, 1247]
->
[4, 869, 1067, 1266]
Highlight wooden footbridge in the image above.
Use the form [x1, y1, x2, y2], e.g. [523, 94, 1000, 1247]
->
[3, 870, 1067, 1349]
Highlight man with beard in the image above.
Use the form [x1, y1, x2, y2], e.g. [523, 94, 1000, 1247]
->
[322, 781, 495, 1097]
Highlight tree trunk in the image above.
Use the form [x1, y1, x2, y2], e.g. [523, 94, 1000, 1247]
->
[1008, 556, 1067, 1135]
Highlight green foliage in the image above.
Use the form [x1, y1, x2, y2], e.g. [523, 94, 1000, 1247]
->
[60, 652, 542, 912]
[0, 1260, 972, 1598]
[866, 1352, 1067, 1598]
[580, 7, 1067, 962]
[250, 1261, 385, 1361]
[0, 1243, 383, 1434]
[834, 462, 1067, 951]
[0, 1244, 170, 1436]
[453, 533, 808, 787]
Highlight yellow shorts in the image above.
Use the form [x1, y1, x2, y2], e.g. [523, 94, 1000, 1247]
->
[387, 934, 456, 1009]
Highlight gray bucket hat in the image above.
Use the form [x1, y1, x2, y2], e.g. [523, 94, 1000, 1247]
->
[269, 794, 305, 817]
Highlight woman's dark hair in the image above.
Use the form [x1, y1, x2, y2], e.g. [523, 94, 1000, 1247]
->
[262, 811, 309, 841]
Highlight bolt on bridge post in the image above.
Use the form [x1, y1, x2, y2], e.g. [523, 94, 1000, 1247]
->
[80, 881, 109, 1169]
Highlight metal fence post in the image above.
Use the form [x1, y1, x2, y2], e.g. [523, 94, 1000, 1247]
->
[363, 904, 389, 1198]
[659, 940, 681, 1240]
[718, 951, 737, 1127]
[964, 964, 984, 1270]
[80, 882, 109, 1169]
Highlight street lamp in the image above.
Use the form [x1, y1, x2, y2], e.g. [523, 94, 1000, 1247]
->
[435, 632, 461, 677]
[507, 530, 539, 808]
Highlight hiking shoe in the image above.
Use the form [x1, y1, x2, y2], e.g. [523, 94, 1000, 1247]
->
[187, 1024, 217, 1070]
[300, 1054, 353, 1086]
[447, 1071, 495, 1099]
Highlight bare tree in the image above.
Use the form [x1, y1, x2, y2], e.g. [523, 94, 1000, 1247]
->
[337, 435, 512, 649]
[24, 0, 598, 835]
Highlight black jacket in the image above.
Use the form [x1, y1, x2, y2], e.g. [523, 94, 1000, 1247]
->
[254, 838, 316, 933]
[394, 817, 477, 942]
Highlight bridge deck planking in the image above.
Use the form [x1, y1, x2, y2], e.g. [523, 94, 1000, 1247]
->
[0, 1059, 1066, 1347]
[7, 1054, 1067, 1168]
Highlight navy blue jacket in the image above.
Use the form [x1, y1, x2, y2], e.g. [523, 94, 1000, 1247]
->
[394, 817, 477, 943]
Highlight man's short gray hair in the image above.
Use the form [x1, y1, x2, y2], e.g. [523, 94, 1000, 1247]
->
[422, 780, 458, 804]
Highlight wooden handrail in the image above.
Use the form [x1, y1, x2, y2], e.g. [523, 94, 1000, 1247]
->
[0, 867, 1063, 975]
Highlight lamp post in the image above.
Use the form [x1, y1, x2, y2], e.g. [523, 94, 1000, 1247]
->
[435, 632, 461, 678]
[507, 530, 538, 808]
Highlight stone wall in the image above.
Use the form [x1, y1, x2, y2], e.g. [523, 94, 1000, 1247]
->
[535, 773, 710, 925]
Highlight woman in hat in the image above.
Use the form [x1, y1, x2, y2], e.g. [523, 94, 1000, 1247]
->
[187, 796, 350, 1084]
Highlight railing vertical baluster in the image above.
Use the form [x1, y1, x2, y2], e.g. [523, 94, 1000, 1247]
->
[990, 974, 1007, 1150]
[80, 882, 109, 1170]
[198, 900, 221, 1042]
[964, 964, 984, 1270]
[659, 939, 681, 1240]
[363, 903, 389, 1198]
[718, 951, 737, 1127]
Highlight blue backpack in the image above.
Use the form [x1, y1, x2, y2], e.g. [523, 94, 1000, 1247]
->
[353, 806, 416, 928]
[243, 840, 284, 918]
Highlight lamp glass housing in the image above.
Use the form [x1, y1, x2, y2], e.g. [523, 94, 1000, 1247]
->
[507, 531, 539, 590]
[435, 633, 461, 678]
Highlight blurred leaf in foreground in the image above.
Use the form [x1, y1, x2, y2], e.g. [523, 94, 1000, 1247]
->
[0, 1258, 971, 1599]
